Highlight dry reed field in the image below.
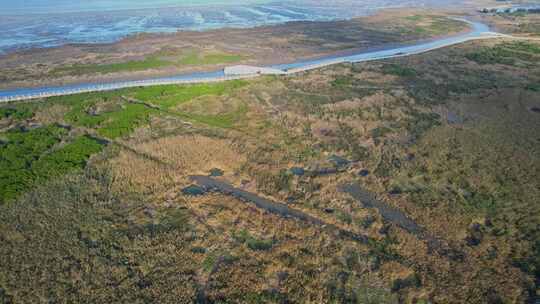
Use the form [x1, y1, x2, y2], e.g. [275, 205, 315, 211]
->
[1, 13, 540, 302]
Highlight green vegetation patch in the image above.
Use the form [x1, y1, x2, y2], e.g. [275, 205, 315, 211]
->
[0, 125, 104, 203]
[401, 66, 502, 105]
[202, 251, 237, 272]
[64, 96, 155, 139]
[525, 82, 540, 91]
[134, 80, 247, 109]
[96, 103, 154, 138]
[177, 51, 243, 66]
[59, 80, 248, 138]
[233, 229, 274, 251]
[391, 273, 421, 292]
[466, 41, 540, 65]
[517, 21, 540, 36]
[32, 136, 104, 181]
[181, 103, 248, 129]
[0, 125, 65, 202]
[399, 15, 467, 37]
[405, 111, 441, 138]
[382, 64, 417, 77]
[54, 56, 171, 75]
[507, 41, 540, 54]
[371, 126, 393, 140]
[423, 16, 466, 35]
[0, 107, 33, 120]
[405, 15, 424, 22]
[52, 50, 242, 76]
[332, 75, 355, 88]
[253, 169, 292, 196]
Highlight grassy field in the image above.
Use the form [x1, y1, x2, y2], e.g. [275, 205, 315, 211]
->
[465, 41, 540, 65]
[1, 37, 539, 302]
[0, 80, 247, 203]
[489, 11, 540, 36]
[358, 14, 468, 40]
[176, 51, 244, 66]
[52, 56, 171, 75]
[404, 15, 467, 37]
[52, 50, 243, 76]
[51, 80, 247, 138]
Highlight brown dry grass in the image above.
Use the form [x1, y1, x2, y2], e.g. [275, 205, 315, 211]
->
[356, 70, 398, 85]
[135, 135, 245, 174]
[108, 149, 181, 197]
[109, 135, 246, 196]
[184, 192, 396, 302]
[33, 104, 69, 124]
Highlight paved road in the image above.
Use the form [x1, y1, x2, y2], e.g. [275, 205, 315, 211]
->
[0, 18, 507, 103]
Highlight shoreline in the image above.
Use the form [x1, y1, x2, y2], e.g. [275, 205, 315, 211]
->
[0, 18, 506, 103]
[0, 18, 351, 58]
[0, 6, 472, 59]
[0, 9, 474, 92]
[0, 1, 474, 56]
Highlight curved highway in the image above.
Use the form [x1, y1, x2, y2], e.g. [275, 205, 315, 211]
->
[0, 19, 505, 103]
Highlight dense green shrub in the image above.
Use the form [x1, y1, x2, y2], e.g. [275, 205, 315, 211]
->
[466, 41, 540, 65]
[526, 83, 540, 91]
[233, 229, 274, 251]
[32, 135, 104, 181]
[255, 169, 292, 195]
[391, 273, 421, 292]
[0, 107, 33, 120]
[382, 64, 417, 77]
[62, 80, 248, 138]
[0, 126, 103, 203]
[0, 125, 66, 202]
[406, 111, 441, 138]
[332, 75, 355, 88]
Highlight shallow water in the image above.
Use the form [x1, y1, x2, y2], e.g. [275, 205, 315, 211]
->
[0, 0, 460, 53]
[1, 0, 269, 13]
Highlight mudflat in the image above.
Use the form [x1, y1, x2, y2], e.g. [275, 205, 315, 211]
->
[0, 9, 468, 90]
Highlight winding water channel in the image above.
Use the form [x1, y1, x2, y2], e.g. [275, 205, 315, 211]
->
[0, 19, 502, 103]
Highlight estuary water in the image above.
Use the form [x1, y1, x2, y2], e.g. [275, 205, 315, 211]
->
[0, 0, 460, 53]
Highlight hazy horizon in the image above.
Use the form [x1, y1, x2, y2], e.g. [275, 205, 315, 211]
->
[0, 0, 271, 14]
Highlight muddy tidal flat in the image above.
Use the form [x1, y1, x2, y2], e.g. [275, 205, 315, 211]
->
[0, 9, 469, 90]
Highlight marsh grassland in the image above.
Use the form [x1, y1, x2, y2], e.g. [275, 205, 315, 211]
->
[1, 15, 540, 303]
